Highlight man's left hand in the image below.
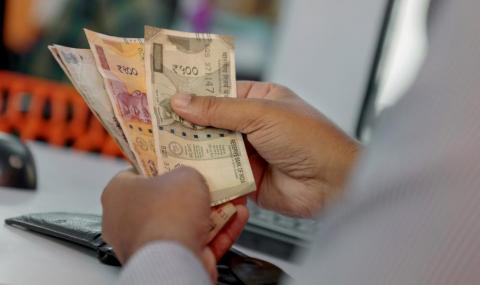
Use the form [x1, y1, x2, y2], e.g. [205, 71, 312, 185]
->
[101, 167, 249, 281]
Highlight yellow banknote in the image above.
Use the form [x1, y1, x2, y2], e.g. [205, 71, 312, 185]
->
[144, 26, 255, 205]
[85, 29, 158, 176]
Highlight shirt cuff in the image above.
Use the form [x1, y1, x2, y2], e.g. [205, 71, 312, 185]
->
[117, 241, 211, 285]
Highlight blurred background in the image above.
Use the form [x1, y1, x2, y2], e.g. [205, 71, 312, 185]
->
[0, 0, 430, 259]
[0, 0, 430, 135]
[0, 0, 278, 81]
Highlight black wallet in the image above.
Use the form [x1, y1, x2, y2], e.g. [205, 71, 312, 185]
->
[5, 212, 284, 285]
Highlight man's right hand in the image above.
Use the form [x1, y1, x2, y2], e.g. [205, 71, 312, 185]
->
[171, 81, 360, 218]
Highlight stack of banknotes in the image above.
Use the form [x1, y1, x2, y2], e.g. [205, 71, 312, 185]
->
[49, 26, 256, 242]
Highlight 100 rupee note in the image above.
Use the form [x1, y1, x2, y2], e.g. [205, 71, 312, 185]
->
[144, 26, 255, 206]
[48, 45, 138, 168]
[84, 29, 158, 177]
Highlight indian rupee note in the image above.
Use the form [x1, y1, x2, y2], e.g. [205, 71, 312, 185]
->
[207, 203, 237, 242]
[83, 29, 236, 237]
[84, 29, 158, 176]
[48, 45, 74, 82]
[49, 45, 139, 169]
[144, 26, 255, 206]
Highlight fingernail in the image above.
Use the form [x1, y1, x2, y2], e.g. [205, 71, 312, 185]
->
[171, 93, 192, 109]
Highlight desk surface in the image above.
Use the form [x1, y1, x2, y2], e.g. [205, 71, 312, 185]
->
[0, 143, 296, 284]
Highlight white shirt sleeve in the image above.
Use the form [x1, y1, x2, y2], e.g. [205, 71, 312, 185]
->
[117, 1, 480, 285]
[293, 0, 480, 284]
[117, 241, 211, 285]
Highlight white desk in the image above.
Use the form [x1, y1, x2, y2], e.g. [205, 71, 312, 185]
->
[0, 143, 296, 284]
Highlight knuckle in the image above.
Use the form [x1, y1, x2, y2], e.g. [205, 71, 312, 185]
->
[264, 82, 276, 93]
[272, 82, 287, 91]
[275, 84, 297, 100]
[174, 166, 205, 184]
[202, 96, 220, 125]
[101, 169, 137, 206]
[174, 165, 198, 177]
[176, 165, 201, 178]
[173, 166, 210, 196]
[241, 99, 273, 132]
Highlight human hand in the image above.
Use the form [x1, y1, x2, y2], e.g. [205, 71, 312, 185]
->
[101, 167, 248, 281]
[171, 81, 360, 218]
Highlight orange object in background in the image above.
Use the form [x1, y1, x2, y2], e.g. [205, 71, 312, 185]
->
[0, 71, 125, 158]
[3, 0, 40, 53]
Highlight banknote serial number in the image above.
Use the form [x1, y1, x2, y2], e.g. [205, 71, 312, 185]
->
[117, 65, 139, 76]
[172, 64, 199, 76]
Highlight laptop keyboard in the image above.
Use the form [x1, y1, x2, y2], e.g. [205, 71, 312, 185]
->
[246, 201, 317, 245]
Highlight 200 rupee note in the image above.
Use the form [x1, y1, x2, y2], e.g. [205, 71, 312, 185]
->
[49, 45, 138, 168]
[84, 29, 158, 176]
[144, 26, 255, 206]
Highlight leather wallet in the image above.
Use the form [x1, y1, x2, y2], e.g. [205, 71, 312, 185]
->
[5, 212, 284, 285]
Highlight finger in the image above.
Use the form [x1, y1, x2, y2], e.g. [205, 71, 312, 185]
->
[249, 152, 267, 191]
[108, 168, 139, 187]
[200, 248, 218, 282]
[154, 166, 211, 198]
[171, 93, 276, 133]
[230, 196, 247, 206]
[244, 136, 267, 191]
[236, 81, 254, 99]
[209, 205, 249, 260]
[236, 81, 277, 99]
[101, 169, 135, 207]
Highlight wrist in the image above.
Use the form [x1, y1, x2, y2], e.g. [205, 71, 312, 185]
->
[128, 220, 202, 262]
[120, 241, 212, 284]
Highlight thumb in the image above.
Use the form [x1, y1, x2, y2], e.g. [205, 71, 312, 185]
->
[171, 93, 268, 133]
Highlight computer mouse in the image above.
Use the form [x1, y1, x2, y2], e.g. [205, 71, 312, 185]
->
[0, 133, 37, 190]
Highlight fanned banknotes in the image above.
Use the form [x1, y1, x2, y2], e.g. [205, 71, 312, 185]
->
[49, 26, 256, 243]
[144, 26, 255, 206]
[48, 45, 138, 169]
